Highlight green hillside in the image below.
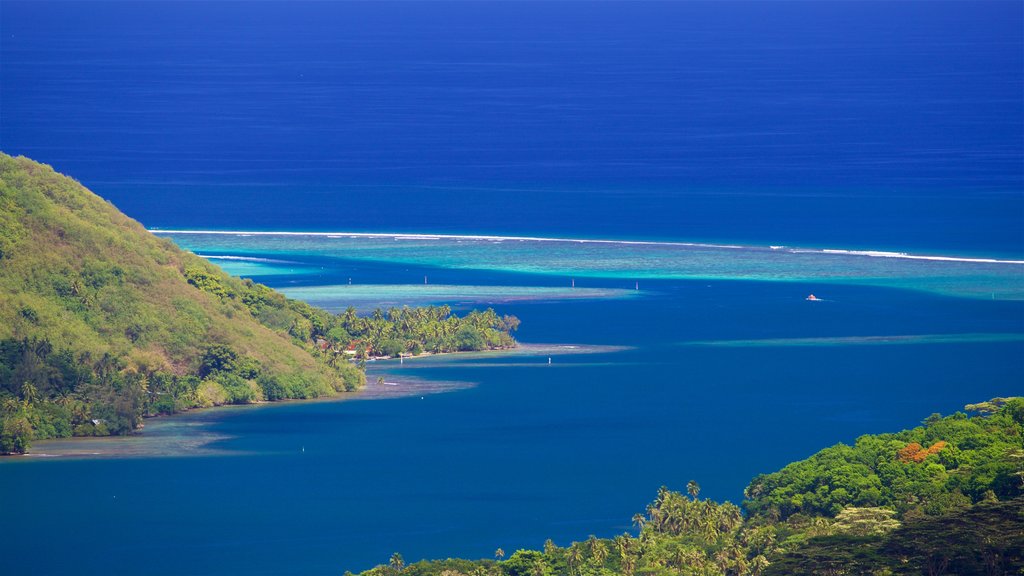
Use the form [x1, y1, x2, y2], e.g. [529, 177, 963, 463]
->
[0, 154, 367, 451]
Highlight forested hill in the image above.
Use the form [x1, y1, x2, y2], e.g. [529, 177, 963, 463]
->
[0, 154, 516, 453]
[0, 153, 365, 451]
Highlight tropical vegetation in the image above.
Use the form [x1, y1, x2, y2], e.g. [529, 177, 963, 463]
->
[352, 398, 1024, 576]
[0, 154, 517, 453]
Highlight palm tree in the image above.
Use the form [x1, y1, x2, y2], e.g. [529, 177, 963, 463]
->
[679, 548, 706, 572]
[632, 512, 647, 531]
[720, 503, 744, 534]
[566, 543, 583, 576]
[687, 480, 701, 501]
[494, 548, 505, 560]
[389, 552, 405, 573]
[341, 306, 358, 328]
[614, 534, 637, 576]
[698, 502, 721, 541]
[587, 535, 607, 568]
[326, 349, 343, 369]
[19, 382, 39, 407]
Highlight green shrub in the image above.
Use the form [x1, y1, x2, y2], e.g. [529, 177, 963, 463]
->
[196, 379, 229, 407]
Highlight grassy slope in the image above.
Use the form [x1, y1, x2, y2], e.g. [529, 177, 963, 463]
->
[0, 153, 340, 387]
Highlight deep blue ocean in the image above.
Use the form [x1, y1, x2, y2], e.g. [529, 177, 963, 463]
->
[2, 1, 1022, 254]
[1, 2, 1023, 575]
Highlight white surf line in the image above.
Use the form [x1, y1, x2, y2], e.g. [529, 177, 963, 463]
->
[813, 249, 1024, 265]
[150, 230, 1024, 265]
[197, 254, 298, 264]
[152, 229, 747, 250]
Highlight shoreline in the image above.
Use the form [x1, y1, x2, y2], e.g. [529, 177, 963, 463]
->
[4, 373, 461, 460]
[3, 343, 623, 461]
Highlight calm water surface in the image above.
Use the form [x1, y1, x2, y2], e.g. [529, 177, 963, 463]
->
[2, 250, 1022, 575]
[1, 1, 1022, 574]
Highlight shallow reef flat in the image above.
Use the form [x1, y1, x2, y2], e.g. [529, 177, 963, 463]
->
[156, 231, 1024, 300]
[278, 284, 638, 312]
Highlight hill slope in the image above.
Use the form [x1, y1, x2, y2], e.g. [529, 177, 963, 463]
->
[0, 153, 365, 451]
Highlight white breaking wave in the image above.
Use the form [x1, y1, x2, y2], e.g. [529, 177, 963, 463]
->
[154, 228, 745, 249]
[150, 230, 1024, 265]
[815, 249, 1024, 265]
[196, 254, 298, 264]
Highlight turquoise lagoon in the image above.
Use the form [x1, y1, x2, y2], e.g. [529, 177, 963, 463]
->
[163, 231, 1024, 300]
[2, 233, 1022, 576]
[4, 1, 1022, 573]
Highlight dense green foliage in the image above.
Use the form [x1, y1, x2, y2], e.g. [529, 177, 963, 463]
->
[354, 400, 1024, 576]
[743, 396, 1024, 519]
[329, 305, 518, 363]
[0, 154, 517, 453]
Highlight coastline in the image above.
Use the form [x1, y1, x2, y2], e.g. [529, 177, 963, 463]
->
[4, 343, 621, 461]
[5, 372, 465, 460]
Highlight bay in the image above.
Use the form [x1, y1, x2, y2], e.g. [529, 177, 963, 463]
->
[2, 239, 1022, 575]
[1, 1, 1022, 574]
